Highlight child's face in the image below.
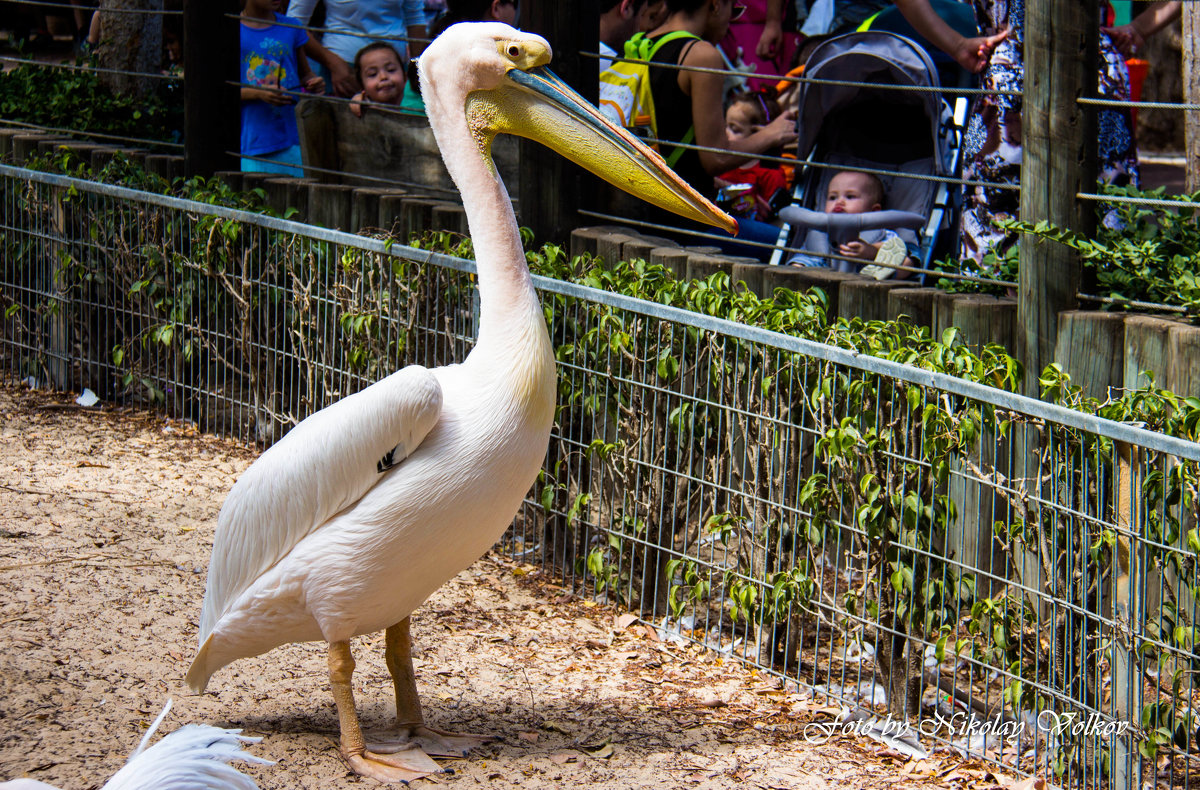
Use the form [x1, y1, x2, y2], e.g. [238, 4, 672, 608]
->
[725, 102, 756, 141]
[243, 0, 283, 16]
[164, 31, 181, 63]
[360, 49, 405, 104]
[825, 172, 882, 214]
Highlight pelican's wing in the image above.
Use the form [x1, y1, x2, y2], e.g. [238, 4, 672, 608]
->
[197, 365, 443, 642]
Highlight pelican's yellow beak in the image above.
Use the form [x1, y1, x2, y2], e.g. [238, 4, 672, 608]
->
[467, 58, 737, 234]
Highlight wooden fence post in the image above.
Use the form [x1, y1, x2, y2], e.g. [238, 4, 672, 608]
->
[183, 0, 239, 176]
[1110, 440, 1144, 790]
[1185, 4, 1200, 193]
[1123, 315, 1177, 391]
[1019, 0, 1097, 396]
[1018, 9, 1111, 778]
[517, 0, 597, 244]
[1054, 311, 1125, 401]
[596, 232, 640, 269]
[838, 278, 914, 323]
[651, 247, 689, 279]
[887, 286, 942, 329]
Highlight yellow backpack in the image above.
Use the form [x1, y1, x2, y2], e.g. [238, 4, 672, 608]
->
[598, 31, 698, 167]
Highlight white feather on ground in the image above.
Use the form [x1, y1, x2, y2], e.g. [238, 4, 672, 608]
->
[0, 700, 270, 790]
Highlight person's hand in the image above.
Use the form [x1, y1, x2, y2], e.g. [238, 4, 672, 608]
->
[329, 57, 358, 97]
[260, 88, 294, 105]
[757, 18, 783, 59]
[760, 108, 798, 148]
[254, 76, 294, 105]
[1102, 23, 1145, 58]
[837, 240, 878, 261]
[953, 28, 1008, 73]
[303, 74, 325, 95]
[350, 91, 367, 118]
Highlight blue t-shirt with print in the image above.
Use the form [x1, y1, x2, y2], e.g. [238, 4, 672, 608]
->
[241, 14, 309, 156]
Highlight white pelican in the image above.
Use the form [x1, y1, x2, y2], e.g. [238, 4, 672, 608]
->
[186, 21, 734, 784]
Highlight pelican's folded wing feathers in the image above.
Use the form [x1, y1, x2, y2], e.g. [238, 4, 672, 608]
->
[197, 365, 443, 643]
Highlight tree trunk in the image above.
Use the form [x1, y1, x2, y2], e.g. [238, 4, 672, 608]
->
[876, 596, 923, 720]
[97, 0, 164, 98]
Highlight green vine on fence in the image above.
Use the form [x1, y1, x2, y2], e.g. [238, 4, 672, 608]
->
[931, 185, 1200, 319]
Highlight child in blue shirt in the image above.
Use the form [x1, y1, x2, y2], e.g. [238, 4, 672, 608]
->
[240, 0, 335, 175]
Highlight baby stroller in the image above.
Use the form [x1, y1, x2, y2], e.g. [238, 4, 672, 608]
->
[768, 31, 968, 278]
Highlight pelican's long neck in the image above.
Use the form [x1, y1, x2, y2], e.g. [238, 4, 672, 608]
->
[425, 87, 537, 348]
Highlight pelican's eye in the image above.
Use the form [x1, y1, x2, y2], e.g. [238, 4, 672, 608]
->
[497, 39, 549, 70]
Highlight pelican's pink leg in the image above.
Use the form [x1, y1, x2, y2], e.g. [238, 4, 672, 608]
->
[328, 640, 440, 783]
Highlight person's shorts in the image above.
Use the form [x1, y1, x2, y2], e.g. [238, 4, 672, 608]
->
[241, 144, 303, 177]
[787, 253, 829, 267]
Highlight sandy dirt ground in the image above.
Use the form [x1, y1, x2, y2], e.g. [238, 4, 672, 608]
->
[0, 383, 1020, 790]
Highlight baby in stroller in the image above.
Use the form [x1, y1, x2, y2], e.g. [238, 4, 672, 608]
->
[767, 31, 967, 280]
[787, 169, 918, 278]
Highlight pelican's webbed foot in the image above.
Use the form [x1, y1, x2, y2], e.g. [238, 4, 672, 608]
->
[373, 723, 498, 758]
[344, 743, 442, 784]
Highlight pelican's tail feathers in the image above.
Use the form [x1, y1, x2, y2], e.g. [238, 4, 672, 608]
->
[185, 637, 214, 693]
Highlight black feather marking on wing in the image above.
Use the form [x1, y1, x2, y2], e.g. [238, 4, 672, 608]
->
[377, 446, 398, 474]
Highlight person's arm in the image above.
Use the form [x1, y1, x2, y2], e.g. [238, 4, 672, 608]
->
[285, 0, 317, 25]
[756, 0, 784, 59]
[680, 41, 798, 175]
[406, 23, 428, 58]
[892, 0, 1007, 73]
[295, 39, 326, 94]
[403, 0, 428, 58]
[242, 83, 293, 105]
[303, 35, 357, 96]
[1103, 1, 1182, 57]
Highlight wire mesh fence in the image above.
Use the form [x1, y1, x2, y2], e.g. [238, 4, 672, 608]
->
[4, 163, 1200, 788]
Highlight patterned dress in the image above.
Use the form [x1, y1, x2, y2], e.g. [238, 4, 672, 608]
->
[959, 0, 1139, 263]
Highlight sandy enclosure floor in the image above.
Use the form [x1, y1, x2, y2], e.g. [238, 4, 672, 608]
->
[0, 383, 1015, 790]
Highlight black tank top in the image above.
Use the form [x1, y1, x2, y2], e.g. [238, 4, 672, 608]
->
[646, 34, 709, 197]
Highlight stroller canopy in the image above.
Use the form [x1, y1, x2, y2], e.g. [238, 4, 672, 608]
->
[795, 31, 950, 175]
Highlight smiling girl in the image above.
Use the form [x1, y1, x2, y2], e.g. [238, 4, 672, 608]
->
[350, 42, 407, 116]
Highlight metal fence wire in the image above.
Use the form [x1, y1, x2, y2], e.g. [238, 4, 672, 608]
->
[3, 165, 1200, 789]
